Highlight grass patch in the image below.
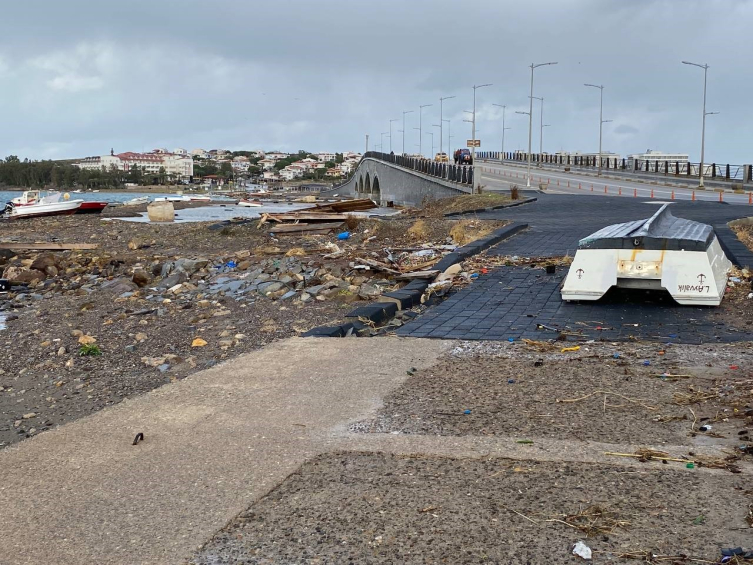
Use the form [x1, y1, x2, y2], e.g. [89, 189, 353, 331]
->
[79, 344, 102, 356]
[420, 193, 511, 217]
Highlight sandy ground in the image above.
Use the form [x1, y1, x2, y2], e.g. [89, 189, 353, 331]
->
[192, 452, 752, 565]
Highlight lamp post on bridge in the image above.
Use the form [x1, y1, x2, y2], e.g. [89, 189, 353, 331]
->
[418, 104, 433, 158]
[401, 110, 414, 155]
[525, 62, 557, 187]
[425, 132, 435, 157]
[530, 96, 545, 158]
[470, 83, 492, 194]
[682, 61, 718, 188]
[492, 104, 510, 159]
[584, 83, 612, 177]
[442, 119, 451, 159]
[439, 95, 455, 157]
[380, 132, 389, 154]
[388, 119, 398, 153]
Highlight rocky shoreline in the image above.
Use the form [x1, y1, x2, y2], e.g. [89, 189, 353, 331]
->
[0, 211, 502, 447]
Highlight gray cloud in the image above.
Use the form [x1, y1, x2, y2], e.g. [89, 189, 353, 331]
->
[0, 0, 751, 163]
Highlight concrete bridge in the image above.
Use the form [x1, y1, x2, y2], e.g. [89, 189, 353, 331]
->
[327, 151, 474, 206]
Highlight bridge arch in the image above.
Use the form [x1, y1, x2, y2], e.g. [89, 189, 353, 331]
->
[365, 173, 371, 194]
[371, 175, 381, 203]
[357, 175, 363, 194]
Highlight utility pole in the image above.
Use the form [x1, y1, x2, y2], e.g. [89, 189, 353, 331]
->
[401, 110, 414, 155]
[524, 62, 557, 187]
[389, 119, 398, 153]
[492, 104, 511, 158]
[365, 134, 369, 153]
[682, 61, 717, 188]
[439, 95, 456, 156]
[419, 104, 432, 158]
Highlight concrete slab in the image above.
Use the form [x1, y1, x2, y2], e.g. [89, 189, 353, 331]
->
[0, 337, 450, 565]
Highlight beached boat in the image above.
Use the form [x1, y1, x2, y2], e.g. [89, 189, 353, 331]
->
[5, 192, 82, 219]
[188, 195, 211, 202]
[10, 190, 41, 206]
[76, 201, 108, 214]
[123, 196, 149, 206]
[237, 199, 263, 207]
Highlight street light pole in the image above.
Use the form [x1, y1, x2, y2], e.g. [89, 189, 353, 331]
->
[492, 104, 510, 158]
[584, 83, 606, 176]
[442, 119, 451, 158]
[389, 119, 398, 153]
[525, 62, 557, 187]
[419, 104, 433, 157]
[425, 132, 434, 157]
[439, 95, 456, 157]
[401, 110, 414, 155]
[682, 61, 716, 188]
[471, 83, 492, 193]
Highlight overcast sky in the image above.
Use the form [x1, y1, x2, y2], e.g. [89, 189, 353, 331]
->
[1, 0, 751, 163]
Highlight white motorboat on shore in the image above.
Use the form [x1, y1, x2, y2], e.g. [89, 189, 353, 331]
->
[123, 196, 150, 206]
[237, 199, 263, 207]
[4, 192, 83, 219]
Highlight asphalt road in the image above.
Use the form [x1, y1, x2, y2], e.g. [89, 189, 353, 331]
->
[479, 160, 753, 206]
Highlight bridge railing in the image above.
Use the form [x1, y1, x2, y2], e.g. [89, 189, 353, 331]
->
[476, 151, 752, 183]
[359, 151, 474, 187]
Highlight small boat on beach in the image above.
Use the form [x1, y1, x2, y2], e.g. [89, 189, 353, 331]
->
[76, 201, 108, 214]
[4, 192, 83, 219]
[237, 199, 263, 207]
[123, 196, 149, 206]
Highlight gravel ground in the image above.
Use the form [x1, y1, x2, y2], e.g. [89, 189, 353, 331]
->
[192, 452, 753, 564]
[352, 342, 753, 447]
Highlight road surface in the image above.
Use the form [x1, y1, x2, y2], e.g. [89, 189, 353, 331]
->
[478, 159, 753, 206]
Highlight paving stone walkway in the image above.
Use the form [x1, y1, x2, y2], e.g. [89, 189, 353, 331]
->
[399, 195, 753, 342]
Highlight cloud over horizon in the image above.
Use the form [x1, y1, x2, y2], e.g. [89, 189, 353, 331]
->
[1, 0, 751, 163]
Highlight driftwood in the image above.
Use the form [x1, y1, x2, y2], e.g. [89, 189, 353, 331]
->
[0, 242, 99, 251]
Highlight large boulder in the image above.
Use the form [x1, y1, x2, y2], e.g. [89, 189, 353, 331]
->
[102, 277, 138, 295]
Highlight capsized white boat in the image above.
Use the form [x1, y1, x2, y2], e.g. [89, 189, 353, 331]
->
[123, 196, 150, 206]
[5, 192, 83, 219]
[237, 199, 263, 207]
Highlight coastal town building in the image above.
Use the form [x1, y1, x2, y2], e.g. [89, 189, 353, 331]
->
[627, 150, 689, 168]
[191, 149, 210, 159]
[317, 152, 336, 163]
[75, 150, 194, 180]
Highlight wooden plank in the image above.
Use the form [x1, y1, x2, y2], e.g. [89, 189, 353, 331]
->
[269, 222, 344, 233]
[356, 257, 402, 275]
[395, 270, 440, 280]
[0, 242, 99, 251]
[264, 214, 348, 223]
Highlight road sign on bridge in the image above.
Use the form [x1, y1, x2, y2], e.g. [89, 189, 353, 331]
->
[467, 139, 480, 147]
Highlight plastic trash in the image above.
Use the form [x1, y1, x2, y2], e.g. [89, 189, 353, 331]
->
[534, 360, 544, 367]
[337, 231, 351, 240]
[572, 541, 592, 560]
[561, 346, 580, 353]
[686, 462, 695, 469]
[226, 260, 237, 269]
[507, 379, 516, 384]
[699, 424, 712, 432]
[643, 360, 651, 366]
[730, 365, 739, 370]
[463, 409, 471, 415]
[507, 337, 514, 343]
[613, 353, 620, 359]
[470, 273, 479, 279]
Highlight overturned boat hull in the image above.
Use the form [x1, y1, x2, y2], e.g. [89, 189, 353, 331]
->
[561, 204, 731, 306]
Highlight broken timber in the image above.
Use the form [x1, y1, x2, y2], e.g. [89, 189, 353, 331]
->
[0, 242, 99, 251]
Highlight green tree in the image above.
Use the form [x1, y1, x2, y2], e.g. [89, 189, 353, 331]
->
[335, 153, 344, 164]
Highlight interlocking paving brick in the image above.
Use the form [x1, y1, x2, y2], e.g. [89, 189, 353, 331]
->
[399, 195, 753, 343]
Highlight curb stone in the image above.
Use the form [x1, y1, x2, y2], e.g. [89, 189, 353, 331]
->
[301, 222, 528, 338]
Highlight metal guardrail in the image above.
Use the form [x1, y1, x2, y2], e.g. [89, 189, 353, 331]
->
[330, 151, 474, 190]
[476, 152, 752, 182]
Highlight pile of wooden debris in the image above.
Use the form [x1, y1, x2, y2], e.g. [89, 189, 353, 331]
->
[258, 199, 378, 235]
